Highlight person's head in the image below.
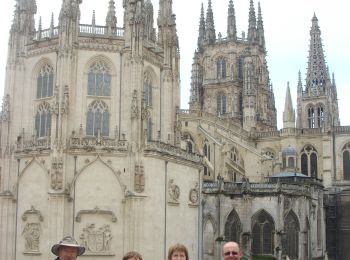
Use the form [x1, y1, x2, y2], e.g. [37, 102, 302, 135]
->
[168, 243, 189, 260]
[51, 236, 85, 260]
[222, 241, 242, 260]
[122, 251, 143, 260]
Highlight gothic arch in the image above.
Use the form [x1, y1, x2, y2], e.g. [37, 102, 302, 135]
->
[84, 55, 117, 76]
[182, 132, 198, 154]
[69, 156, 126, 199]
[224, 209, 242, 243]
[203, 215, 217, 259]
[341, 141, 350, 180]
[251, 209, 275, 256]
[31, 58, 55, 79]
[282, 210, 300, 259]
[32, 59, 55, 99]
[300, 144, 318, 178]
[16, 157, 49, 186]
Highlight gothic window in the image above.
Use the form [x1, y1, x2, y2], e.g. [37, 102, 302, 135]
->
[238, 58, 243, 80]
[308, 106, 315, 128]
[86, 100, 110, 137]
[144, 72, 153, 106]
[217, 57, 226, 79]
[217, 94, 226, 116]
[224, 209, 241, 243]
[203, 141, 211, 176]
[37, 64, 54, 99]
[251, 210, 275, 256]
[282, 211, 299, 259]
[87, 60, 111, 96]
[35, 103, 52, 138]
[230, 147, 239, 163]
[300, 145, 318, 178]
[317, 105, 324, 128]
[183, 133, 195, 153]
[342, 143, 350, 180]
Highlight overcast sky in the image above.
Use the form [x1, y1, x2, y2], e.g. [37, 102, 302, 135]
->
[0, 0, 349, 128]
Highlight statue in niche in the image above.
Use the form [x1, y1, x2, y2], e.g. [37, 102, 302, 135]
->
[168, 179, 180, 204]
[131, 90, 139, 119]
[22, 223, 41, 252]
[80, 224, 113, 254]
[1, 94, 10, 122]
[134, 163, 145, 193]
[51, 157, 63, 190]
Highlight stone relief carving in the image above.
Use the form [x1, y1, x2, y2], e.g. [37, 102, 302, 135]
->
[80, 224, 113, 255]
[1, 94, 10, 122]
[131, 90, 139, 119]
[134, 163, 145, 193]
[168, 179, 180, 205]
[188, 183, 199, 206]
[22, 223, 41, 253]
[51, 157, 63, 190]
[21, 206, 43, 254]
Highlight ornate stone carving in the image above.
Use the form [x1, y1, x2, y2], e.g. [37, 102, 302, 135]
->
[131, 90, 139, 119]
[1, 94, 10, 122]
[51, 157, 63, 190]
[22, 223, 41, 253]
[21, 206, 43, 254]
[188, 183, 199, 206]
[134, 163, 145, 193]
[80, 224, 113, 255]
[168, 179, 180, 205]
[76, 207, 117, 223]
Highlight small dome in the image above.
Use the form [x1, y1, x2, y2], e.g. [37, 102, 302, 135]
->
[282, 145, 296, 156]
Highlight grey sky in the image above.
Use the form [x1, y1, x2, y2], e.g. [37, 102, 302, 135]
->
[0, 0, 349, 128]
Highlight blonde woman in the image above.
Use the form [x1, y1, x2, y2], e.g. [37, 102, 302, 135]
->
[168, 244, 189, 260]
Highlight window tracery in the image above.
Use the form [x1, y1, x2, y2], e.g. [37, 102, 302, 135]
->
[300, 145, 318, 178]
[37, 64, 54, 99]
[86, 100, 110, 137]
[35, 103, 51, 138]
[87, 60, 111, 96]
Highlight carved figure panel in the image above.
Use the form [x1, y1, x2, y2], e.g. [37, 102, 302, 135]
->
[188, 182, 199, 206]
[51, 157, 63, 190]
[80, 224, 114, 255]
[134, 163, 145, 193]
[168, 179, 180, 205]
[22, 223, 41, 253]
[131, 90, 139, 119]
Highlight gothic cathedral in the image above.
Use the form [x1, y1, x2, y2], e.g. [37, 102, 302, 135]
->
[0, 0, 349, 260]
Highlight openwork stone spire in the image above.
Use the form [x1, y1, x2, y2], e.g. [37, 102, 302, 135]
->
[283, 82, 295, 128]
[205, 0, 216, 44]
[106, 0, 117, 28]
[227, 0, 237, 40]
[257, 2, 265, 48]
[247, 0, 256, 42]
[197, 3, 206, 50]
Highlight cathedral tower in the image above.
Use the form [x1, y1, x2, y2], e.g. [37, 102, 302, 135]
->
[297, 14, 340, 129]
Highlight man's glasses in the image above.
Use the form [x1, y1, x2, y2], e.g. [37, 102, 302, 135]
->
[224, 251, 238, 256]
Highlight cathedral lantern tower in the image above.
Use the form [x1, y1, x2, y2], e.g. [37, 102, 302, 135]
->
[297, 14, 340, 129]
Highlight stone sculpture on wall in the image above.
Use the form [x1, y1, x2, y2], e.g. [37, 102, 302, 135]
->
[134, 163, 145, 193]
[188, 182, 199, 206]
[168, 179, 180, 205]
[22, 223, 41, 253]
[51, 157, 63, 190]
[80, 224, 113, 255]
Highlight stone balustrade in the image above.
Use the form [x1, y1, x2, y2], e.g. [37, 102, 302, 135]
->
[15, 136, 51, 152]
[67, 136, 128, 152]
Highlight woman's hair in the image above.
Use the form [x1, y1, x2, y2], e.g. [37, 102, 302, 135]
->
[122, 251, 143, 260]
[167, 244, 189, 260]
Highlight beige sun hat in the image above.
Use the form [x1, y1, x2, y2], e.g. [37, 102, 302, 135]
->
[51, 236, 85, 256]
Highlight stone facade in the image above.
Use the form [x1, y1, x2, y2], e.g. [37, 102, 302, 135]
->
[1, 1, 350, 260]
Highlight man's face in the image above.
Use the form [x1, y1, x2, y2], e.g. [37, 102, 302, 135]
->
[223, 242, 241, 260]
[58, 246, 79, 260]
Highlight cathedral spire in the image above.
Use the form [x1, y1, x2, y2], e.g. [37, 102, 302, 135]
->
[247, 0, 257, 42]
[227, 0, 237, 41]
[106, 0, 117, 28]
[11, 0, 37, 34]
[256, 2, 265, 48]
[197, 3, 206, 50]
[283, 82, 295, 128]
[305, 13, 330, 94]
[205, 0, 216, 44]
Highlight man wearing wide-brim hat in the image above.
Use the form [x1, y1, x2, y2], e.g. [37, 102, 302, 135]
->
[51, 236, 85, 260]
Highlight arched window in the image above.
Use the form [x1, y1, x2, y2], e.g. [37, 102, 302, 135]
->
[183, 133, 194, 153]
[308, 106, 315, 128]
[217, 57, 226, 79]
[300, 145, 318, 178]
[217, 94, 226, 116]
[147, 117, 152, 141]
[144, 72, 153, 106]
[282, 211, 299, 259]
[224, 209, 241, 243]
[37, 64, 54, 99]
[342, 143, 350, 180]
[251, 210, 275, 256]
[86, 100, 110, 137]
[35, 103, 52, 138]
[317, 106, 324, 128]
[87, 60, 111, 96]
[203, 141, 211, 176]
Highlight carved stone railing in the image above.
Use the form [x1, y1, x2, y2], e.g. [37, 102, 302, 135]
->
[334, 125, 350, 133]
[67, 136, 128, 152]
[145, 141, 202, 163]
[15, 136, 51, 153]
[33, 26, 59, 41]
[79, 24, 124, 37]
[203, 181, 321, 196]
